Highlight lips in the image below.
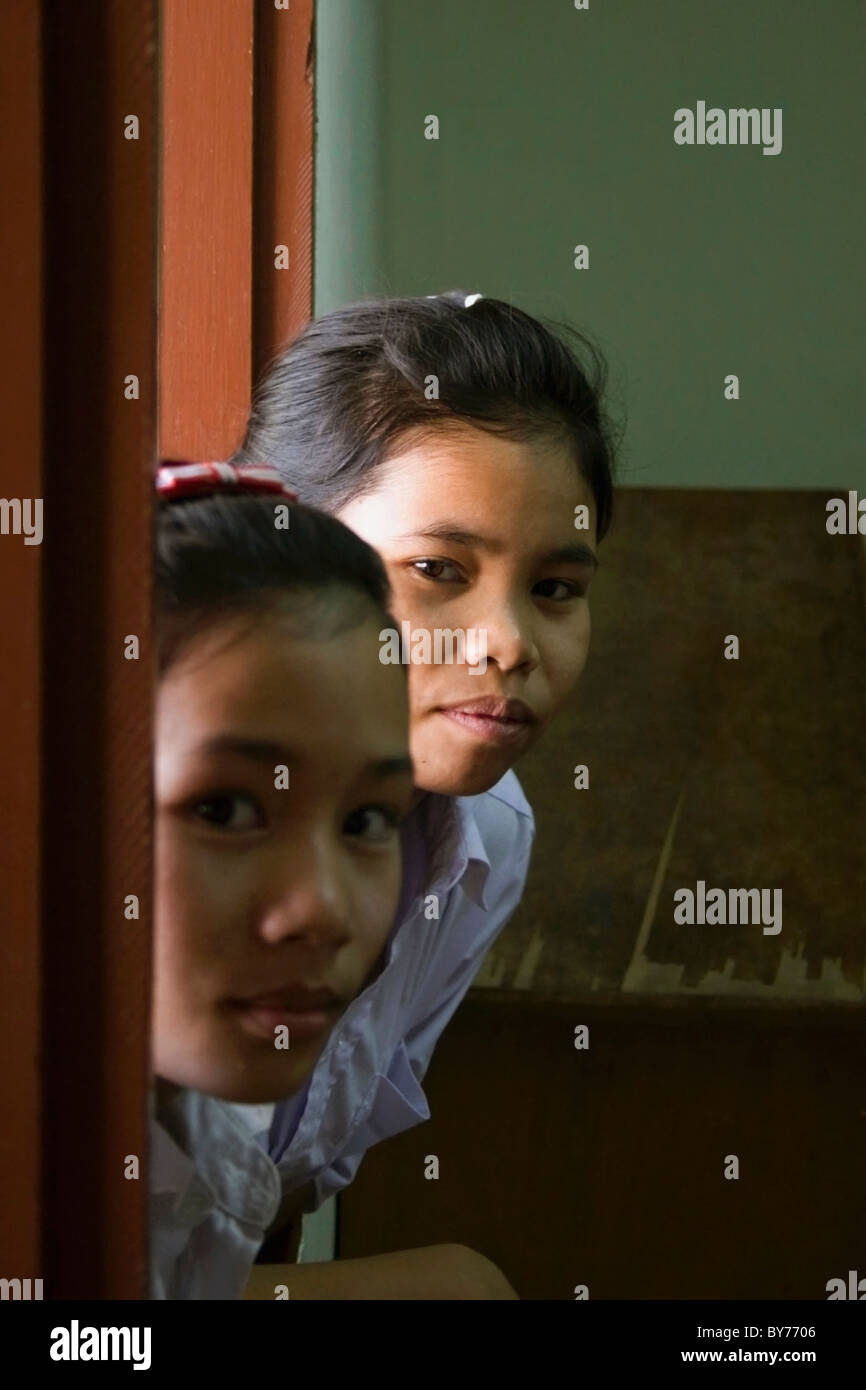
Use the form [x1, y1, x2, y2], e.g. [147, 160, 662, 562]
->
[440, 695, 536, 724]
[437, 695, 538, 748]
[229, 985, 344, 1044]
[234, 985, 343, 1012]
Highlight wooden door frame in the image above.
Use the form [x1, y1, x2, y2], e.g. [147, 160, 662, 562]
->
[158, 0, 315, 461]
[0, 0, 44, 1291]
[0, 0, 315, 1300]
[39, 0, 159, 1299]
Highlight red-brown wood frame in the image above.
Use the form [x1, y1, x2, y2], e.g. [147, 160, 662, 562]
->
[0, 0, 43, 1289]
[159, 0, 255, 460]
[253, 0, 316, 380]
[38, 0, 158, 1298]
[1, 0, 314, 1300]
[159, 0, 315, 460]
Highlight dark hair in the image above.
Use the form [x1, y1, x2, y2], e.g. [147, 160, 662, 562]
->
[155, 493, 392, 672]
[233, 292, 617, 540]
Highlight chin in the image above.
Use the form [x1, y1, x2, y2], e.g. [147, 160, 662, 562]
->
[412, 714, 537, 799]
[157, 1051, 311, 1105]
[417, 755, 512, 799]
[195, 1068, 309, 1105]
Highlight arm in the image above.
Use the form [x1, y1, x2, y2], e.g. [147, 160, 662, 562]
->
[255, 1180, 316, 1263]
[243, 1244, 519, 1300]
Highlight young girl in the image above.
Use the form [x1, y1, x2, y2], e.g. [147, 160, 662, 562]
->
[231, 293, 617, 1230]
[151, 462, 516, 1299]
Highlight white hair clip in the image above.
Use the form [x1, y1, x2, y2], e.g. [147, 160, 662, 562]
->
[425, 291, 484, 307]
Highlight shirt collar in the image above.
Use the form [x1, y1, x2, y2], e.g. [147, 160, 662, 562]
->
[153, 1085, 282, 1229]
[407, 789, 493, 911]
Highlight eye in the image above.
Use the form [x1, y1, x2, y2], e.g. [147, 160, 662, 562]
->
[192, 793, 264, 831]
[533, 578, 586, 601]
[343, 805, 402, 844]
[410, 558, 465, 583]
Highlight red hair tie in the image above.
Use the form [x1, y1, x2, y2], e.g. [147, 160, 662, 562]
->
[156, 460, 298, 503]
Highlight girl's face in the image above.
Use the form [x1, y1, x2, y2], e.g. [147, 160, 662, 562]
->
[153, 602, 413, 1103]
[337, 423, 598, 796]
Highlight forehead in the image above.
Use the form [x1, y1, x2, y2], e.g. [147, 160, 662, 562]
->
[157, 609, 407, 753]
[374, 423, 595, 529]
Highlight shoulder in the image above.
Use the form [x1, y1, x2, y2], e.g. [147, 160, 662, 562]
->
[477, 768, 534, 820]
[455, 769, 535, 909]
[461, 769, 535, 855]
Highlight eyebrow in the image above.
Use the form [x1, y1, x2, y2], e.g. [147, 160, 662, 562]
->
[399, 523, 599, 569]
[198, 736, 414, 779]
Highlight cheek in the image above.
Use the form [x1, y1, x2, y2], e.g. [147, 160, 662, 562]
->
[381, 568, 420, 620]
[543, 607, 592, 703]
[350, 854, 402, 960]
[381, 562, 458, 627]
[153, 821, 237, 986]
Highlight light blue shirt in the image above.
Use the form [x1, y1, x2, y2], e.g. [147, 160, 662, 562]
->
[150, 770, 534, 1298]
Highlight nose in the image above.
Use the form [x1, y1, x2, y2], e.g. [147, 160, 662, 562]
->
[256, 837, 353, 950]
[479, 593, 540, 675]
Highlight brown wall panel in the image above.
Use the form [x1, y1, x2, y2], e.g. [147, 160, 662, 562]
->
[477, 489, 866, 1001]
[340, 993, 866, 1300]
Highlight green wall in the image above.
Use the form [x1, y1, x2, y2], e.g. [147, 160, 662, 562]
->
[316, 0, 864, 490]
